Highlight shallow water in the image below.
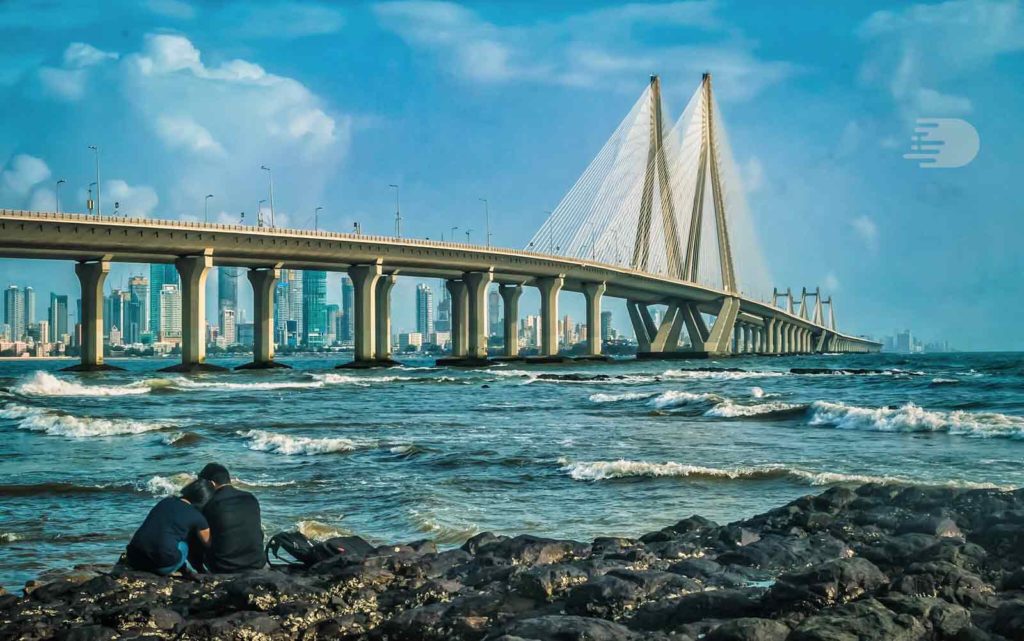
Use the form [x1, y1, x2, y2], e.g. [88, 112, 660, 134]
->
[1, 352, 1022, 590]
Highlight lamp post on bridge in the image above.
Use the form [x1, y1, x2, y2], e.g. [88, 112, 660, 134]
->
[260, 165, 275, 227]
[450, 226, 458, 243]
[55, 179, 65, 214]
[479, 198, 491, 248]
[204, 194, 214, 223]
[315, 206, 323, 232]
[257, 199, 267, 228]
[87, 145, 100, 216]
[87, 183, 96, 215]
[389, 184, 401, 237]
[465, 228, 473, 243]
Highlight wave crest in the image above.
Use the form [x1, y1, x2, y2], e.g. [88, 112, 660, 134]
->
[808, 401, 1024, 438]
[648, 390, 721, 410]
[0, 404, 174, 438]
[589, 391, 657, 404]
[240, 429, 369, 456]
[14, 371, 152, 397]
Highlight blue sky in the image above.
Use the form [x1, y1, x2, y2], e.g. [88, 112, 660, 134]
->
[1, 0, 1022, 349]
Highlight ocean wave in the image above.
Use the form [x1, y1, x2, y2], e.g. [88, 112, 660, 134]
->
[0, 481, 137, 497]
[589, 391, 657, 404]
[297, 519, 351, 541]
[648, 390, 721, 410]
[0, 533, 22, 543]
[930, 377, 960, 386]
[808, 401, 1024, 438]
[240, 429, 370, 455]
[558, 459, 1010, 490]
[408, 509, 479, 544]
[14, 371, 153, 396]
[0, 403, 174, 438]
[144, 472, 296, 496]
[663, 368, 785, 381]
[704, 399, 806, 418]
[169, 377, 323, 391]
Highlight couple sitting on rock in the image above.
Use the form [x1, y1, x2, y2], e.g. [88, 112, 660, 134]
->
[124, 463, 265, 577]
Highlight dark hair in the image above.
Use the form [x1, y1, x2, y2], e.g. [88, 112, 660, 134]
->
[181, 479, 215, 509]
[198, 463, 231, 486]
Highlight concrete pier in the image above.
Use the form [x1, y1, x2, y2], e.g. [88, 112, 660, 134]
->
[375, 274, 397, 364]
[535, 276, 564, 360]
[62, 260, 124, 372]
[499, 284, 522, 359]
[338, 262, 384, 368]
[161, 251, 225, 372]
[236, 267, 290, 370]
[581, 282, 607, 358]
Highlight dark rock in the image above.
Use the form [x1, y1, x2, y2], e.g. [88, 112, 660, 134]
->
[765, 557, 888, 612]
[632, 588, 763, 630]
[513, 563, 589, 601]
[991, 598, 1024, 640]
[494, 615, 636, 641]
[475, 534, 589, 566]
[705, 618, 790, 641]
[788, 598, 926, 641]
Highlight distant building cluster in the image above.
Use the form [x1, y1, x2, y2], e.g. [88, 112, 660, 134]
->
[881, 329, 953, 354]
[3, 272, 622, 358]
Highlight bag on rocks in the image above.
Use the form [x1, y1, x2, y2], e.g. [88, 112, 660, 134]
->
[266, 532, 373, 568]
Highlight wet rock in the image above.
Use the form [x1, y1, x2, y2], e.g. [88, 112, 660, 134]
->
[474, 534, 589, 566]
[494, 615, 636, 641]
[788, 598, 926, 641]
[764, 558, 889, 612]
[632, 588, 763, 630]
[705, 618, 790, 641]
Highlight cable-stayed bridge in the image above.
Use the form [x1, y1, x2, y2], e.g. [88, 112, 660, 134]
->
[0, 73, 878, 372]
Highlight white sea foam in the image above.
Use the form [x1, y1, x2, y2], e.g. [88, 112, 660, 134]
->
[14, 371, 153, 396]
[240, 429, 369, 455]
[648, 390, 721, 409]
[311, 373, 417, 386]
[0, 404, 174, 438]
[0, 533, 23, 543]
[559, 459, 1010, 490]
[704, 399, 804, 418]
[297, 519, 351, 541]
[808, 401, 1024, 439]
[750, 386, 766, 398]
[663, 369, 785, 381]
[145, 473, 193, 496]
[589, 391, 657, 404]
[169, 377, 323, 391]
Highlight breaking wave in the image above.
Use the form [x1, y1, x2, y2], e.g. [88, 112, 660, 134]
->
[704, 399, 806, 418]
[663, 369, 785, 381]
[297, 519, 352, 541]
[14, 371, 153, 397]
[589, 391, 657, 404]
[240, 429, 370, 456]
[648, 390, 721, 410]
[558, 459, 1009, 490]
[808, 401, 1024, 439]
[144, 472, 298, 496]
[0, 404, 174, 438]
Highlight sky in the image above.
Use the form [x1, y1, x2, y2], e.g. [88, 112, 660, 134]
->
[0, 0, 1022, 349]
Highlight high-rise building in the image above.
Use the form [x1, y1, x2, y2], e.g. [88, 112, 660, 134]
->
[288, 269, 304, 338]
[105, 289, 129, 338]
[4, 285, 25, 341]
[435, 284, 451, 332]
[274, 276, 290, 346]
[218, 267, 238, 320]
[127, 276, 149, 339]
[601, 311, 613, 341]
[325, 304, 339, 345]
[219, 308, 237, 345]
[149, 264, 178, 336]
[48, 293, 68, 343]
[488, 289, 501, 336]
[416, 284, 434, 336]
[159, 284, 182, 340]
[302, 270, 327, 347]
[340, 276, 354, 342]
[23, 286, 35, 330]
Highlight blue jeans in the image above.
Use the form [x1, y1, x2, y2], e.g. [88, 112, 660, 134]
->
[155, 541, 189, 576]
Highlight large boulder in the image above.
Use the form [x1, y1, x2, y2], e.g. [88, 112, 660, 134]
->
[764, 558, 888, 612]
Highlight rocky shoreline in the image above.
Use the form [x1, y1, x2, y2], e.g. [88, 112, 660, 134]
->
[3, 483, 1024, 640]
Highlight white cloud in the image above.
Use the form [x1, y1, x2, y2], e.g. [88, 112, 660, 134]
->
[741, 156, 765, 194]
[37, 67, 88, 101]
[135, 33, 202, 75]
[851, 215, 879, 251]
[155, 115, 226, 157]
[63, 42, 118, 68]
[0, 154, 51, 198]
[823, 272, 840, 292]
[373, 1, 796, 100]
[104, 179, 159, 217]
[858, 0, 1024, 118]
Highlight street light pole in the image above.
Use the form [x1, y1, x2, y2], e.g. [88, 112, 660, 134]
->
[450, 226, 458, 243]
[479, 198, 491, 248]
[55, 179, 66, 214]
[465, 228, 473, 243]
[389, 184, 401, 237]
[314, 206, 323, 232]
[260, 165, 275, 227]
[88, 145, 100, 216]
[258, 199, 267, 228]
[204, 194, 214, 223]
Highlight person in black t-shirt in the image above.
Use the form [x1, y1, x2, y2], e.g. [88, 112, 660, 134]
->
[126, 479, 213, 575]
[193, 463, 266, 573]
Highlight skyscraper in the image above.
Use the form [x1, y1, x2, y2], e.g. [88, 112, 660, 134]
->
[416, 284, 434, 336]
[4, 286, 26, 341]
[302, 270, 327, 348]
[435, 284, 451, 332]
[488, 289, 501, 336]
[105, 290, 128, 338]
[325, 304, 339, 346]
[218, 267, 238, 319]
[149, 264, 178, 336]
[601, 310, 614, 341]
[23, 286, 35, 330]
[159, 284, 182, 340]
[48, 293, 68, 343]
[288, 270, 304, 338]
[127, 276, 149, 342]
[220, 308, 237, 345]
[274, 275, 290, 346]
[340, 276, 354, 342]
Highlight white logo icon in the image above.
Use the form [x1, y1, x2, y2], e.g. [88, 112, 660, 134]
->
[903, 118, 979, 169]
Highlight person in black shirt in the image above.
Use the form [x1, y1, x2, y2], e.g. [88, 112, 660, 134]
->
[194, 463, 266, 573]
[126, 479, 213, 575]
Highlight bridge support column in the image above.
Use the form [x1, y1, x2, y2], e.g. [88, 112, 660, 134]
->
[628, 301, 655, 352]
[63, 259, 123, 372]
[375, 274, 396, 363]
[464, 271, 493, 361]
[237, 267, 290, 370]
[582, 282, 607, 358]
[499, 284, 522, 358]
[446, 280, 468, 358]
[745, 326, 754, 354]
[765, 319, 776, 354]
[161, 251, 225, 372]
[535, 276, 564, 359]
[803, 329, 811, 354]
[339, 263, 382, 367]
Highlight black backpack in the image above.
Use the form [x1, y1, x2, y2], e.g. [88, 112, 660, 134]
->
[265, 531, 374, 568]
